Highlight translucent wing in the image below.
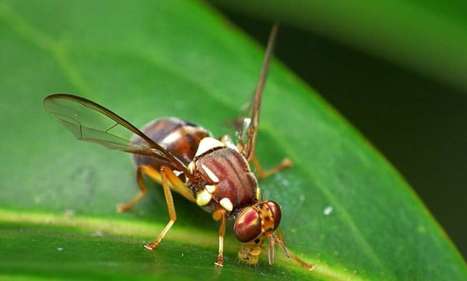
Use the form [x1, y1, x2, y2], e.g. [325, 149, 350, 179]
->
[237, 24, 279, 161]
[43, 93, 187, 172]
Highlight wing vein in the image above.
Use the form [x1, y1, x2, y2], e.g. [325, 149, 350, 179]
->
[44, 93, 188, 173]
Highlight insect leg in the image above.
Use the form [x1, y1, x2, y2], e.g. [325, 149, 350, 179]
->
[252, 155, 292, 180]
[268, 235, 276, 265]
[213, 209, 227, 267]
[162, 166, 196, 202]
[144, 166, 177, 251]
[116, 165, 160, 213]
[273, 233, 315, 271]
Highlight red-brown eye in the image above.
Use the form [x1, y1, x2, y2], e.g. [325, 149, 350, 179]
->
[266, 201, 281, 230]
[233, 207, 262, 242]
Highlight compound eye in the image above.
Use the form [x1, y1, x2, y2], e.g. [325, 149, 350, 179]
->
[233, 207, 262, 242]
[266, 201, 281, 230]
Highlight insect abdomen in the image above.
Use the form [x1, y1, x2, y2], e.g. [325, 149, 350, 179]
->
[132, 117, 210, 169]
[195, 147, 258, 210]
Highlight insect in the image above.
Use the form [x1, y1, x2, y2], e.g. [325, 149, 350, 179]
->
[44, 24, 313, 270]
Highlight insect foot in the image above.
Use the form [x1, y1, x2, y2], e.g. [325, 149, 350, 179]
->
[144, 242, 160, 251]
[116, 203, 132, 213]
[214, 255, 224, 267]
[281, 158, 293, 168]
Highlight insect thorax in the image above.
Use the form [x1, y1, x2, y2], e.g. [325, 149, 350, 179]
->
[190, 138, 258, 214]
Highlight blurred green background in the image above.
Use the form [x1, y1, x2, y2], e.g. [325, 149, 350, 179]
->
[1, 1, 466, 280]
[211, 1, 467, 257]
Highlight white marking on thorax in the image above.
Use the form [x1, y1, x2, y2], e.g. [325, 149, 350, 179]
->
[195, 137, 225, 157]
[201, 164, 220, 183]
[243, 118, 251, 130]
[196, 189, 212, 206]
[220, 198, 233, 212]
[220, 135, 239, 151]
[205, 184, 217, 193]
[187, 161, 195, 174]
[160, 129, 183, 145]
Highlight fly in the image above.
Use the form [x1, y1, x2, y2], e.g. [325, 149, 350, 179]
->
[44, 24, 314, 270]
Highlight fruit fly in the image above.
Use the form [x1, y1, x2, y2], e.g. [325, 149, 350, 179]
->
[44, 24, 313, 270]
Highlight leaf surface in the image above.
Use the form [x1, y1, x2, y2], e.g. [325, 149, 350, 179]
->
[0, 1, 465, 281]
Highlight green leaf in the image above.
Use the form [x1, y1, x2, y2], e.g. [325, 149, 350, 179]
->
[212, 0, 467, 92]
[0, 1, 465, 281]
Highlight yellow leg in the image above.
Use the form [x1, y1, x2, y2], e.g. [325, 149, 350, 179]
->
[144, 166, 178, 251]
[117, 165, 162, 213]
[268, 235, 276, 265]
[163, 166, 196, 202]
[273, 233, 315, 271]
[252, 156, 292, 180]
[214, 209, 226, 267]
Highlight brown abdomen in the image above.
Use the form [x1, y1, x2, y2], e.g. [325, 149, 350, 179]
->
[132, 117, 210, 169]
[195, 147, 258, 210]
